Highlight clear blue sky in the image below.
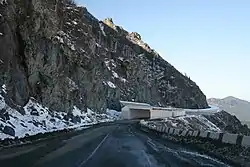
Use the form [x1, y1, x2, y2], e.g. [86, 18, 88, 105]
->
[77, 0, 250, 101]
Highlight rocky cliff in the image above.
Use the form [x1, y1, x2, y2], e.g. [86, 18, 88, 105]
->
[0, 0, 208, 114]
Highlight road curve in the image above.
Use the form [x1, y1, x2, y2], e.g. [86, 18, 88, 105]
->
[0, 122, 230, 167]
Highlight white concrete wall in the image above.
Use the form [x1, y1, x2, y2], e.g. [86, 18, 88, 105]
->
[172, 110, 186, 117]
[164, 127, 169, 133]
[150, 110, 173, 119]
[242, 136, 250, 147]
[121, 106, 130, 119]
[192, 131, 199, 137]
[222, 133, 238, 144]
[209, 132, 220, 140]
[200, 131, 208, 138]
[122, 106, 150, 119]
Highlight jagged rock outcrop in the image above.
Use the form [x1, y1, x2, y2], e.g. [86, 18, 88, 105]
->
[0, 0, 208, 113]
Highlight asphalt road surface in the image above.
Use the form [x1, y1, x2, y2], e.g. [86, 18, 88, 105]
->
[0, 121, 230, 167]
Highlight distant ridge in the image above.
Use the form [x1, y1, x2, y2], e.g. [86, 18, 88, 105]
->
[207, 96, 250, 122]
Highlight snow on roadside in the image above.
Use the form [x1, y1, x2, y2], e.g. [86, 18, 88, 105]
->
[107, 109, 121, 120]
[0, 85, 120, 140]
[106, 81, 116, 88]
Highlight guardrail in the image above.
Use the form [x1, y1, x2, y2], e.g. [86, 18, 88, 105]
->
[140, 120, 250, 147]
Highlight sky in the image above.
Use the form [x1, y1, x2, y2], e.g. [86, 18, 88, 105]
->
[77, 0, 250, 101]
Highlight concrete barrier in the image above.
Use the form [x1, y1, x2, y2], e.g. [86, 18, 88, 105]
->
[140, 121, 250, 148]
[200, 131, 208, 138]
[187, 131, 193, 136]
[209, 132, 220, 140]
[222, 133, 238, 144]
[164, 127, 169, 133]
[169, 128, 174, 134]
[174, 129, 180, 135]
[157, 126, 161, 132]
[242, 136, 250, 147]
[192, 131, 199, 137]
[161, 126, 165, 132]
[181, 130, 188, 136]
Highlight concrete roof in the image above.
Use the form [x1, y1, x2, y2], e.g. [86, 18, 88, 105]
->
[120, 101, 151, 107]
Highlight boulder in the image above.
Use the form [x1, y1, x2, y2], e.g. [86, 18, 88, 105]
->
[3, 126, 15, 137]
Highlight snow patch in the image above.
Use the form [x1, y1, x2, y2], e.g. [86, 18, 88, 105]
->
[112, 71, 119, 78]
[106, 81, 116, 89]
[104, 60, 111, 70]
[120, 78, 127, 83]
[0, 0, 7, 5]
[72, 21, 78, 25]
[54, 36, 64, 43]
[0, 94, 6, 110]
[99, 22, 106, 36]
[107, 109, 121, 120]
[0, 96, 120, 140]
[2, 84, 6, 93]
[66, 77, 79, 91]
[96, 43, 101, 48]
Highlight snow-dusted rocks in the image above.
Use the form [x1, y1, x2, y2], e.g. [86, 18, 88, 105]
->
[0, 89, 120, 140]
[147, 114, 221, 132]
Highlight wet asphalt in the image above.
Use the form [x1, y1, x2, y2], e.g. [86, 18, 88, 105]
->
[0, 121, 230, 167]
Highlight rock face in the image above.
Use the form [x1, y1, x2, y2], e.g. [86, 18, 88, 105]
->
[0, 0, 208, 113]
[3, 126, 15, 137]
[204, 111, 250, 136]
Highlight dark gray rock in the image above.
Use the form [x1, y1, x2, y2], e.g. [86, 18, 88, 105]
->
[3, 112, 10, 120]
[0, 109, 9, 121]
[50, 118, 56, 122]
[3, 126, 15, 137]
[71, 115, 81, 124]
[107, 99, 121, 111]
[19, 108, 26, 115]
[30, 109, 39, 116]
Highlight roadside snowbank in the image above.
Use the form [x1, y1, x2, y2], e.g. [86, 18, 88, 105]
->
[0, 85, 121, 140]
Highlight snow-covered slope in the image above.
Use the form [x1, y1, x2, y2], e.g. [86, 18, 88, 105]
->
[0, 85, 120, 140]
[146, 115, 221, 132]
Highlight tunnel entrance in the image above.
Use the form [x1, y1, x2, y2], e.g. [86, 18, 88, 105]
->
[121, 106, 151, 120]
[129, 109, 150, 119]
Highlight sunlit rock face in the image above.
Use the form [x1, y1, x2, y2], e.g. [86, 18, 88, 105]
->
[0, 0, 208, 114]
